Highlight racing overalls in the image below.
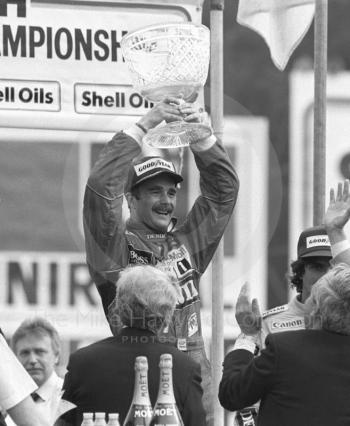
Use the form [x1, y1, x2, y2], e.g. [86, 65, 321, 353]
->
[83, 128, 239, 424]
[260, 295, 306, 346]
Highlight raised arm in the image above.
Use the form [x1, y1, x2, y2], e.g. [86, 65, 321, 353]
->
[232, 283, 262, 353]
[176, 105, 239, 272]
[219, 284, 273, 412]
[324, 180, 350, 264]
[83, 99, 184, 314]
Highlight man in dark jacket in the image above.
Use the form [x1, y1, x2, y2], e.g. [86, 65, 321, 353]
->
[219, 180, 350, 426]
[83, 97, 239, 424]
[58, 265, 206, 426]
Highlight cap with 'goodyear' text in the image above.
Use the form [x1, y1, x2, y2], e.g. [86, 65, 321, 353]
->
[125, 156, 183, 192]
[297, 225, 332, 259]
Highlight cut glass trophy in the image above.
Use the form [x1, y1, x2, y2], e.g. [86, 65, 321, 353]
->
[121, 22, 211, 148]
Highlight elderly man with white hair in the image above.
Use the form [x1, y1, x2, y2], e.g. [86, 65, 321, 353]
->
[57, 265, 206, 426]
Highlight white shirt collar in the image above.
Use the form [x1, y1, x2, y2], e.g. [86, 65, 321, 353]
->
[36, 371, 62, 402]
[289, 295, 307, 315]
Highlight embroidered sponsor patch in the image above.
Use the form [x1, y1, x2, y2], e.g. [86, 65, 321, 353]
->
[235, 407, 258, 426]
[271, 319, 304, 330]
[134, 158, 175, 176]
[262, 304, 288, 318]
[177, 338, 187, 351]
[188, 312, 198, 337]
[156, 244, 198, 307]
[128, 245, 153, 265]
[306, 235, 330, 248]
[176, 279, 199, 307]
[157, 245, 192, 280]
[145, 233, 165, 240]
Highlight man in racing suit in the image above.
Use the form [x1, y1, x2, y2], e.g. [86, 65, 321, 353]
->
[234, 225, 332, 426]
[83, 98, 239, 425]
[261, 224, 332, 342]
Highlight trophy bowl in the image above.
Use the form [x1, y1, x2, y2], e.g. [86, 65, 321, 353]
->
[121, 22, 211, 148]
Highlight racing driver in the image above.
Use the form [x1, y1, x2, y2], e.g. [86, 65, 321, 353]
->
[83, 98, 239, 425]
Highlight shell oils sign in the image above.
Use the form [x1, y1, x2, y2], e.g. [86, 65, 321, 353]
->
[0, 0, 201, 131]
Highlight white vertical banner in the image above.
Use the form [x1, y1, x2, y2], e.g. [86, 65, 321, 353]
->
[237, 0, 315, 70]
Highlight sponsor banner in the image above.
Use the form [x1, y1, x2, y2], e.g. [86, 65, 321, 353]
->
[0, 252, 99, 308]
[0, 252, 110, 338]
[0, 79, 60, 111]
[74, 84, 154, 115]
[0, 0, 198, 130]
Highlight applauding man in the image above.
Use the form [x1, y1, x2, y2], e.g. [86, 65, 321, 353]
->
[219, 180, 350, 426]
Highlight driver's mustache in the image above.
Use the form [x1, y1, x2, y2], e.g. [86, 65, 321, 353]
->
[153, 203, 174, 214]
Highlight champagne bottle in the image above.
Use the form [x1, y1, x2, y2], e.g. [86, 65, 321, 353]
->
[81, 412, 94, 426]
[95, 412, 107, 426]
[150, 354, 184, 426]
[107, 413, 120, 426]
[123, 356, 153, 426]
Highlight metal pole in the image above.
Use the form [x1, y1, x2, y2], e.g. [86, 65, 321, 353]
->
[210, 0, 224, 425]
[313, 0, 328, 225]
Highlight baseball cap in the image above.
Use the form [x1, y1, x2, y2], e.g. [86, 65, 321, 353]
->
[297, 225, 332, 259]
[125, 156, 183, 192]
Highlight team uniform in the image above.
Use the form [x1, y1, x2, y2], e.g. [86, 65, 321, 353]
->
[83, 127, 238, 424]
[260, 296, 306, 347]
[234, 297, 306, 426]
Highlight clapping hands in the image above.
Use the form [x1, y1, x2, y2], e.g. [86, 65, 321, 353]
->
[235, 283, 262, 336]
[325, 179, 350, 231]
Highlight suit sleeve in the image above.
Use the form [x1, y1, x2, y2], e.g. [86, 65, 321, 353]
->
[259, 317, 271, 350]
[56, 355, 81, 426]
[54, 411, 79, 426]
[83, 131, 141, 315]
[177, 361, 206, 426]
[177, 139, 239, 273]
[218, 335, 277, 411]
[60, 354, 79, 407]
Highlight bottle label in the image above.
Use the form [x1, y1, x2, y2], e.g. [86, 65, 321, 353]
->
[150, 403, 183, 426]
[124, 404, 153, 425]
